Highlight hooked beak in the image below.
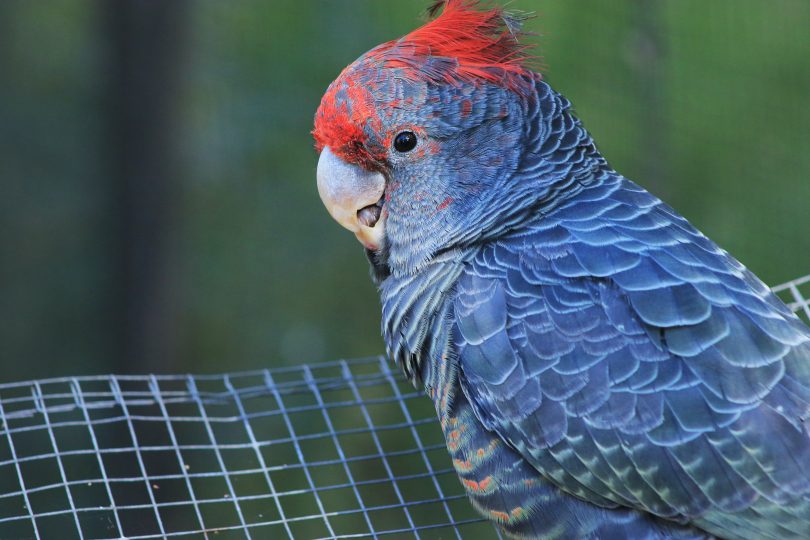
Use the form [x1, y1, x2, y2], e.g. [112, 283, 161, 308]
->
[317, 147, 386, 250]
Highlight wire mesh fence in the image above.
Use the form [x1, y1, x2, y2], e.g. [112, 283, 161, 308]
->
[1, 273, 808, 540]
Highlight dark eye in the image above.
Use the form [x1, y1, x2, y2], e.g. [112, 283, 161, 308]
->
[393, 131, 417, 153]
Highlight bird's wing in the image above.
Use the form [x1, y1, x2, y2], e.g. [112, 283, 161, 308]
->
[454, 180, 810, 538]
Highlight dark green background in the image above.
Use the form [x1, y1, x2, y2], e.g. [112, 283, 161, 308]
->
[2, 1, 809, 382]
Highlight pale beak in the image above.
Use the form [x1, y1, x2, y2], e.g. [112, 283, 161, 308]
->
[317, 146, 386, 250]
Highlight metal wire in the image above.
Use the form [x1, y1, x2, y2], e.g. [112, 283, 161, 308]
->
[1, 274, 808, 540]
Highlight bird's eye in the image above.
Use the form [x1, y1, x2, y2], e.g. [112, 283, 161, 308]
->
[393, 131, 417, 153]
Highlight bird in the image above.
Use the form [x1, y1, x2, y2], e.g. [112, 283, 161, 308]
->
[312, 1, 810, 538]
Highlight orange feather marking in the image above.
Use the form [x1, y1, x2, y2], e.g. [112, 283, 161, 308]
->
[462, 475, 494, 493]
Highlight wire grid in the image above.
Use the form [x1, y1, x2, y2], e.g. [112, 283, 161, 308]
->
[0, 275, 808, 540]
[0, 356, 503, 540]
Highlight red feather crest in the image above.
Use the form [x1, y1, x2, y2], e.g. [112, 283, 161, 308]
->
[372, 0, 536, 90]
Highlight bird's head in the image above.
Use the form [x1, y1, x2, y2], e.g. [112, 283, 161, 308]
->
[313, 0, 539, 275]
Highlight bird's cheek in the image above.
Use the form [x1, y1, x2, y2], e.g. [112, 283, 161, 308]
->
[316, 147, 386, 250]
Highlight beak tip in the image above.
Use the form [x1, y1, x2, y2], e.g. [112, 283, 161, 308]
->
[355, 222, 385, 251]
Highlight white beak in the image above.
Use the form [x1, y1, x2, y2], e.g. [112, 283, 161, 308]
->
[316, 147, 386, 250]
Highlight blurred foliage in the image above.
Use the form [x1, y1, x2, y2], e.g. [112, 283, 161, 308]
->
[1, 0, 809, 383]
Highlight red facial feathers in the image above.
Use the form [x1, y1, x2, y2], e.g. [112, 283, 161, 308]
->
[313, 0, 535, 166]
[313, 79, 382, 167]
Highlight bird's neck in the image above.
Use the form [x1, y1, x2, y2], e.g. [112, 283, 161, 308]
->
[499, 80, 612, 226]
[378, 249, 470, 392]
[433, 80, 612, 253]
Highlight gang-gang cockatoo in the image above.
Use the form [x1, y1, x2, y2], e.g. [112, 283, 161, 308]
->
[312, 1, 810, 538]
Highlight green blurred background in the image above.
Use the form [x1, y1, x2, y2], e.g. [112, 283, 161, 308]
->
[2, 0, 809, 383]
